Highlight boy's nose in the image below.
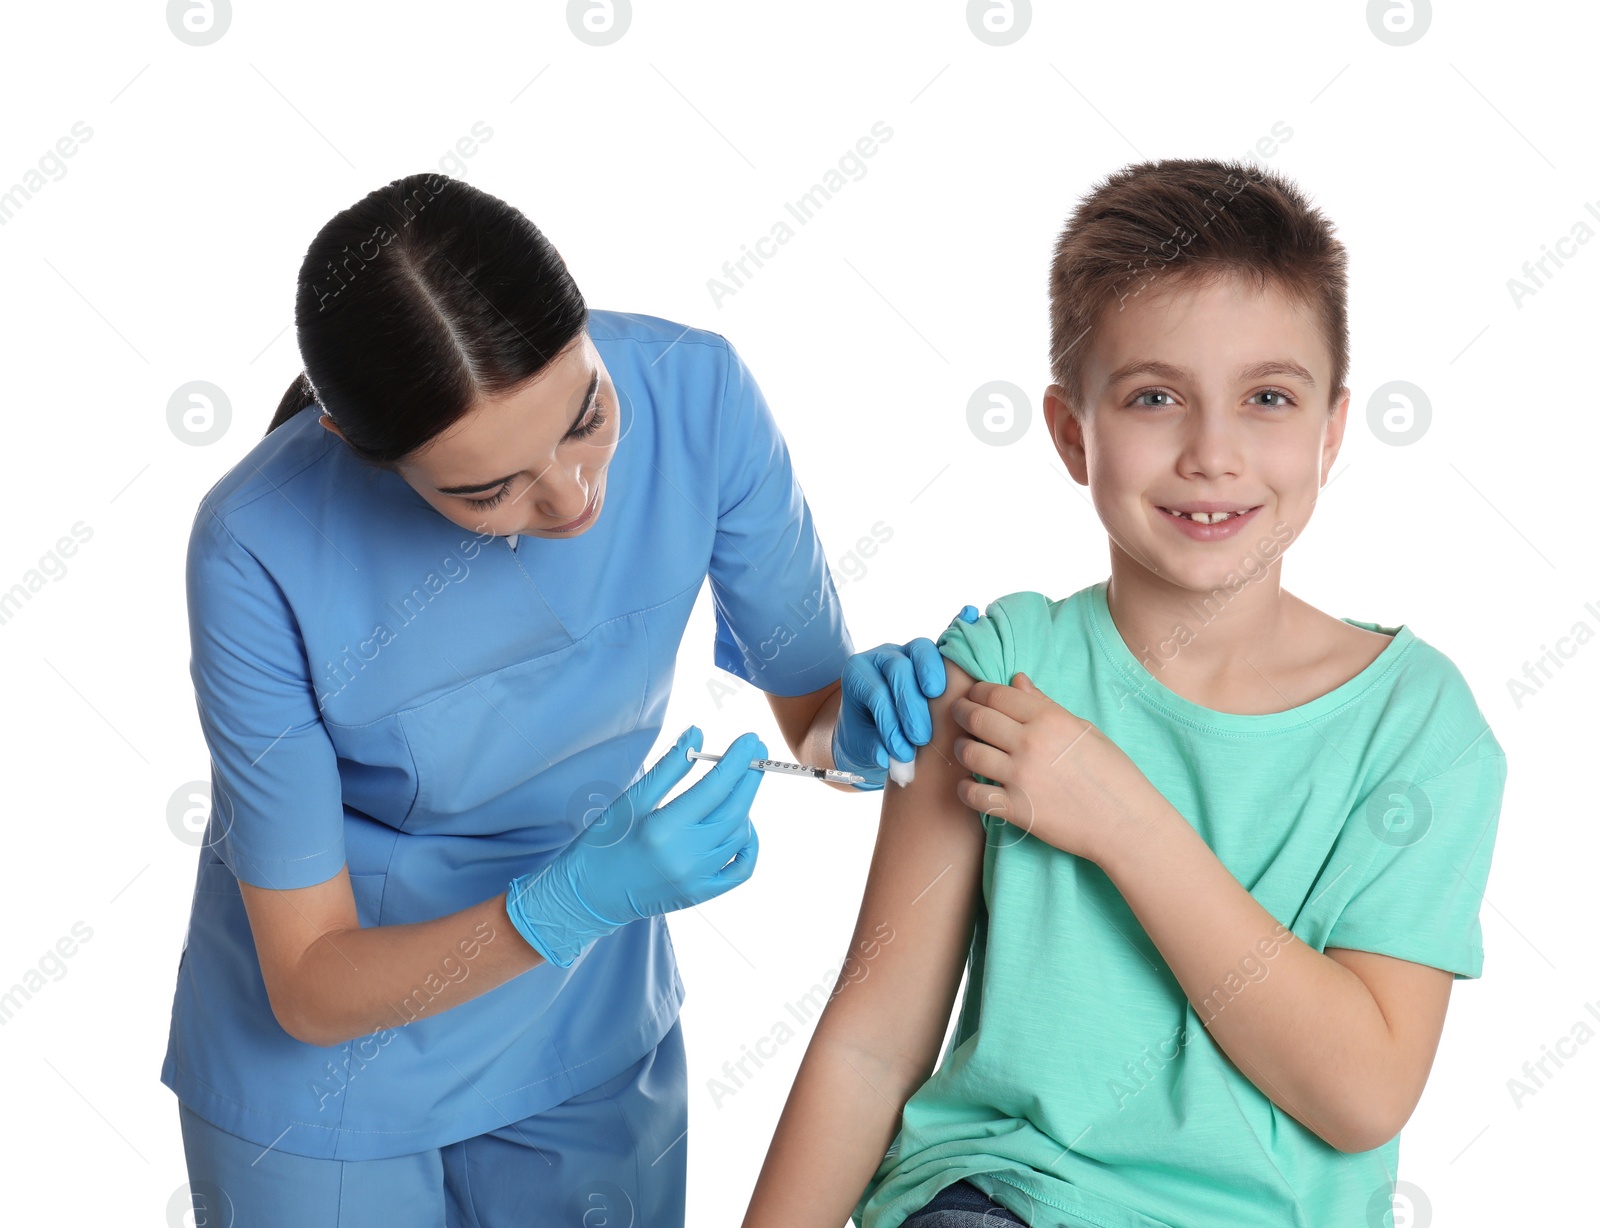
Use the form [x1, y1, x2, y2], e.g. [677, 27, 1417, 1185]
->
[1177, 413, 1245, 477]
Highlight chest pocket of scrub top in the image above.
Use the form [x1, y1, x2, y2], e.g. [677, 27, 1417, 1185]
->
[394, 610, 651, 841]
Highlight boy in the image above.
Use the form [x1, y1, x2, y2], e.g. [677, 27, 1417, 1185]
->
[739, 158, 1507, 1228]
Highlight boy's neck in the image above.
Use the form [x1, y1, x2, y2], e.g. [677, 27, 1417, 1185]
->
[1103, 558, 1302, 694]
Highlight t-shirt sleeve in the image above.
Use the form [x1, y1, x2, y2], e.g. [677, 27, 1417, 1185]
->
[934, 591, 1047, 689]
[707, 337, 855, 696]
[934, 592, 1051, 807]
[187, 506, 347, 890]
[1322, 747, 1507, 979]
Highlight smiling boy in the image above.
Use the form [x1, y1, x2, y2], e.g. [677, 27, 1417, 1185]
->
[740, 158, 1507, 1228]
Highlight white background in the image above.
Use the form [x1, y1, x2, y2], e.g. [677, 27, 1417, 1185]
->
[0, 1, 1594, 1224]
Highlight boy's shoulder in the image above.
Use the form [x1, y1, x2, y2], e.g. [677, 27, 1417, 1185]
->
[1386, 633, 1504, 776]
[942, 587, 1503, 778]
[1301, 598, 1503, 776]
[936, 588, 1075, 642]
[933, 587, 1088, 682]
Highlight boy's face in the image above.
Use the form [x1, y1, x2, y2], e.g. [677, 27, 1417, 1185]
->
[1045, 272, 1349, 595]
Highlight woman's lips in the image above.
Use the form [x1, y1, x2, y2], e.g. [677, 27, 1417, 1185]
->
[1155, 503, 1261, 541]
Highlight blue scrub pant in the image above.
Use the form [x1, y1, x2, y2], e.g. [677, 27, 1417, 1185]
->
[177, 1016, 687, 1227]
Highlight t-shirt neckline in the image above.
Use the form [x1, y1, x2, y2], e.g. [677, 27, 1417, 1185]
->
[1085, 579, 1415, 733]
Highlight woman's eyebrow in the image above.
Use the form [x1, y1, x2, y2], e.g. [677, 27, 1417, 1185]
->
[436, 369, 601, 495]
[1106, 358, 1316, 387]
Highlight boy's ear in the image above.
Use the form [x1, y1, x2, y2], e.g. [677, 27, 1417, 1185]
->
[1320, 386, 1352, 485]
[1043, 383, 1089, 485]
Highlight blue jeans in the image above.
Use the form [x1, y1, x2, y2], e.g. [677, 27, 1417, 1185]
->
[176, 1016, 686, 1227]
[904, 1178, 1030, 1226]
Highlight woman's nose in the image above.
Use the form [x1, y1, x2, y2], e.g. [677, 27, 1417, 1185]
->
[536, 472, 590, 522]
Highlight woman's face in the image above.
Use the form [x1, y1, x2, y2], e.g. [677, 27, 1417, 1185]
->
[327, 333, 621, 539]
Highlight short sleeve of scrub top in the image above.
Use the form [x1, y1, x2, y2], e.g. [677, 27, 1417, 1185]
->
[706, 338, 846, 694]
[162, 309, 856, 1161]
[186, 510, 347, 889]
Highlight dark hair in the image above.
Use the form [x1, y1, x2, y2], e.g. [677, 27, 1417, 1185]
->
[267, 172, 588, 469]
[1049, 158, 1348, 417]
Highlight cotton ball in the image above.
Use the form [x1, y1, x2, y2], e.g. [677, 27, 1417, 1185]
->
[889, 757, 916, 787]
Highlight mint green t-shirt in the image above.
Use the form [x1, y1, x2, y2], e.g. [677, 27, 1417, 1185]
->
[854, 582, 1507, 1228]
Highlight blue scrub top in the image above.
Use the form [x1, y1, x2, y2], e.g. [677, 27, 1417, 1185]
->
[161, 309, 856, 1161]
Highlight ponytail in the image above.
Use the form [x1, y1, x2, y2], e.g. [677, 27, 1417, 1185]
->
[266, 371, 318, 435]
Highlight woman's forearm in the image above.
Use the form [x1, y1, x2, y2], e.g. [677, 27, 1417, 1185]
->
[291, 891, 545, 1047]
[797, 684, 860, 796]
[741, 1033, 915, 1228]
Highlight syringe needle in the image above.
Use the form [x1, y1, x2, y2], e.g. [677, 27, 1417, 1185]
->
[685, 748, 865, 786]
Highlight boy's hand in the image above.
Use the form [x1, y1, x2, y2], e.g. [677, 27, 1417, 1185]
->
[949, 672, 1163, 864]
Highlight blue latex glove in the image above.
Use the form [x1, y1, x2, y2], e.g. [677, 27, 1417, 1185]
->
[505, 727, 765, 967]
[831, 605, 981, 791]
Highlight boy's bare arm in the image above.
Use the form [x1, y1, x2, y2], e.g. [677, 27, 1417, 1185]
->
[741, 658, 987, 1228]
[1097, 803, 1454, 1153]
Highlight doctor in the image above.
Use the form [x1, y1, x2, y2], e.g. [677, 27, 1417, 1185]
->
[162, 169, 971, 1226]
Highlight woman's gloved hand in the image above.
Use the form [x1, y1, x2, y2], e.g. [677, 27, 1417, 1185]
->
[505, 726, 765, 968]
[831, 605, 980, 791]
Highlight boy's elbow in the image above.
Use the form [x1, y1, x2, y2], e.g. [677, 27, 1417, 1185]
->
[1326, 1095, 1405, 1154]
[1352, 1063, 1432, 1152]
[1329, 1122, 1396, 1155]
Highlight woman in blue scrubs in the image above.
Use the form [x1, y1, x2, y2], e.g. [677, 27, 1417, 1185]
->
[162, 170, 961, 1226]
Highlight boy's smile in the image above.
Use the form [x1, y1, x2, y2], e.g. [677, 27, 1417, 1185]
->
[1046, 271, 1350, 598]
[1153, 502, 1263, 540]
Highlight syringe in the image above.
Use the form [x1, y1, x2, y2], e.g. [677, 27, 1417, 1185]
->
[686, 749, 866, 786]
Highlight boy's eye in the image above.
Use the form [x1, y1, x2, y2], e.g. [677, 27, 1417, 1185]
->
[1127, 388, 1298, 410]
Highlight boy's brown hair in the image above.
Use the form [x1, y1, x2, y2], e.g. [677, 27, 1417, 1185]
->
[1049, 157, 1349, 418]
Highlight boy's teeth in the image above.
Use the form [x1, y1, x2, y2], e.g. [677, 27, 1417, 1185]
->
[1173, 509, 1237, 523]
